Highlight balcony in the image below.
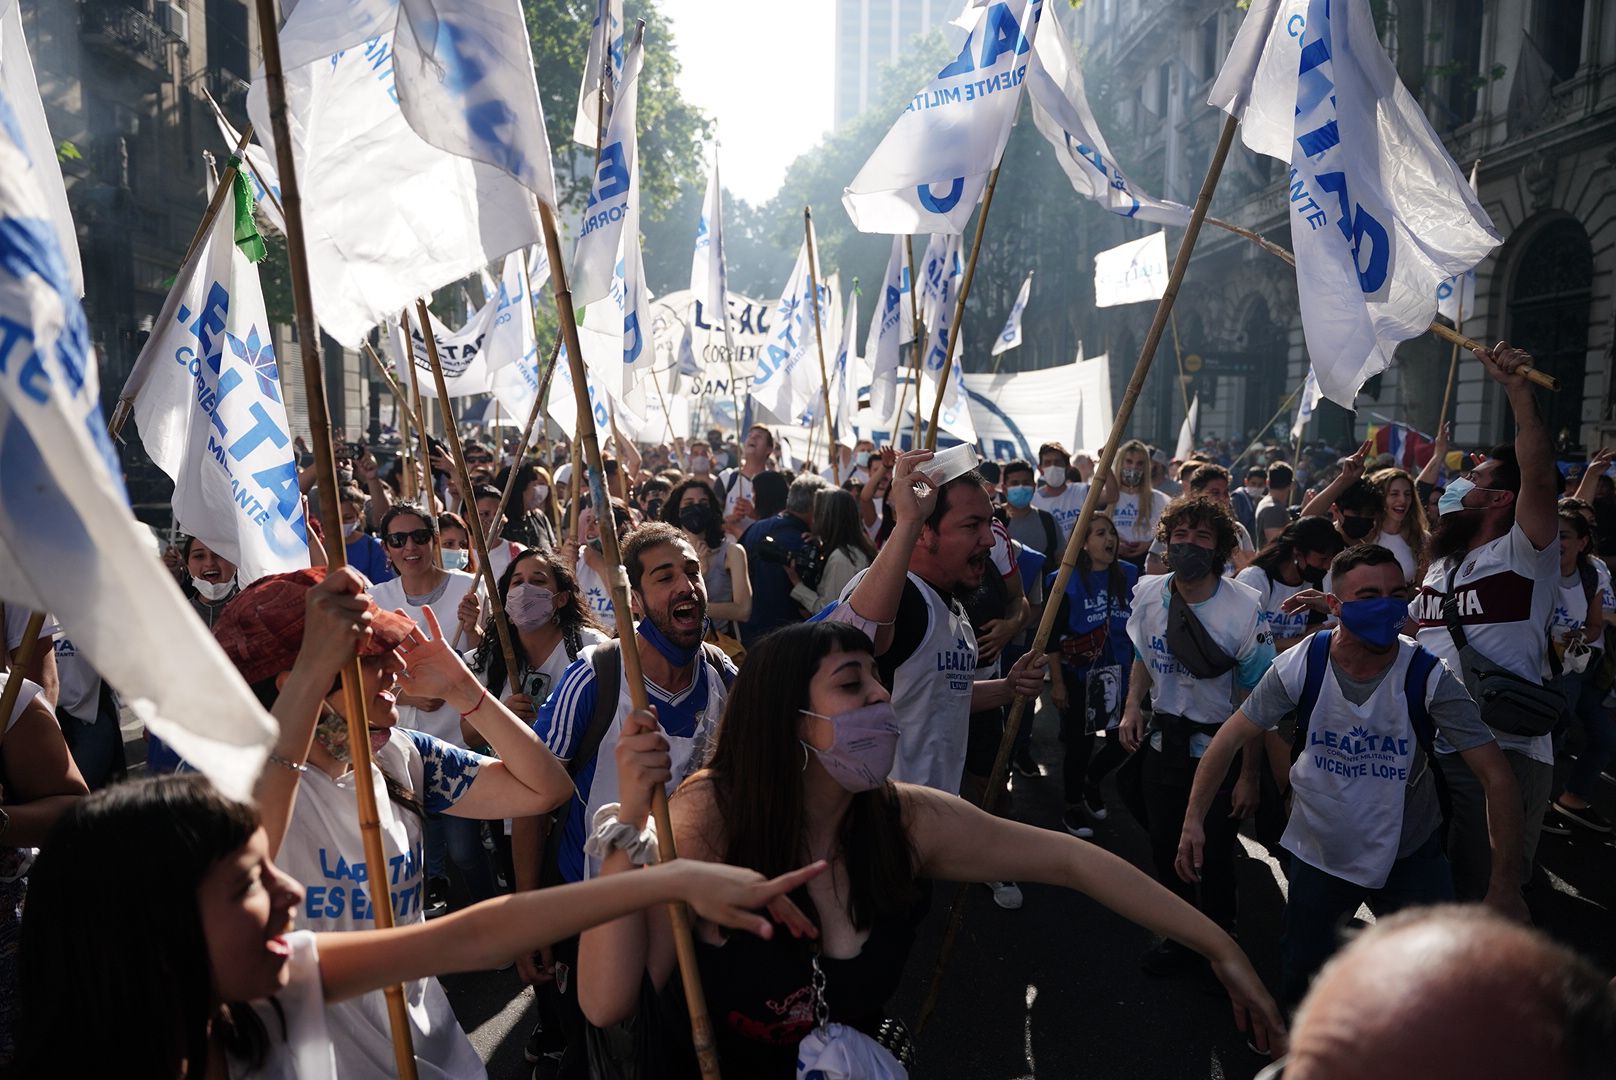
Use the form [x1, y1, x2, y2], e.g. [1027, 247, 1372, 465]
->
[81, 3, 171, 76]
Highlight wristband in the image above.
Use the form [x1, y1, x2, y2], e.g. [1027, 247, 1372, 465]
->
[583, 802, 659, 866]
[460, 685, 489, 718]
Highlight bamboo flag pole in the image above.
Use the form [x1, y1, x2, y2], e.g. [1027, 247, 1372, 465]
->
[419, 299, 522, 686]
[0, 612, 47, 732]
[490, 336, 564, 546]
[360, 340, 417, 499]
[914, 113, 1244, 1040]
[537, 199, 723, 1080]
[925, 163, 1004, 448]
[802, 208, 840, 484]
[1169, 311, 1192, 416]
[569, 422, 585, 542]
[903, 236, 926, 448]
[248, 0, 417, 1071]
[401, 308, 441, 516]
[1231, 380, 1305, 466]
[1437, 290, 1467, 430]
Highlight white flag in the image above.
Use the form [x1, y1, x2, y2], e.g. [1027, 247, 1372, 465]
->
[124, 185, 310, 586]
[1, 0, 82, 296]
[1208, 0, 1306, 162]
[865, 236, 912, 417]
[1094, 231, 1169, 307]
[842, 0, 1044, 234]
[0, 106, 275, 799]
[1211, 0, 1499, 407]
[690, 144, 733, 351]
[1291, 368, 1320, 440]
[1175, 394, 1199, 461]
[831, 286, 861, 449]
[750, 231, 834, 425]
[399, 300, 502, 398]
[1436, 162, 1481, 327]
[573, 0, 626, 146]
[991, 271, 1033, 355]
[201, 89, 286, 236]
[919, 251, 975, 443]
[578, 158, 653, 396]
[918, 233, 963, 329]
[546, 344, 645, 443]
[1026, 21, 1190, 227]
[488, 255, 545, 426]
[572, 34, 642, 309]
[247, 0, 547, 346]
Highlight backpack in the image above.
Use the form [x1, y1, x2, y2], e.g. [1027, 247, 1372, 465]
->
[994, 507, 1061, 565]
[1290, 630, 1450, 821]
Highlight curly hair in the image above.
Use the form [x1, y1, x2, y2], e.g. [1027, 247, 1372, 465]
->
[1155, 495, 1239, 573]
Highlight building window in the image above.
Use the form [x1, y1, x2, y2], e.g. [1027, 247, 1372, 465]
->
[1198, 15, 1219, 81]
[1442, 6, 1484, 126]
[1535, 0, 1586, 83]
[1508, 217, 1593, 449]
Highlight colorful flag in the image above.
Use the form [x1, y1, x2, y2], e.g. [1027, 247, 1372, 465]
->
[991, 270, 1033, 355]
[1366, 420, 1434, 470]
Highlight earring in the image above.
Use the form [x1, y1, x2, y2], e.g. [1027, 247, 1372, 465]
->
[800, 742, 810, 772]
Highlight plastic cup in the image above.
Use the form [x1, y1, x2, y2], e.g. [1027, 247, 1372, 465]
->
[915, 442, 980, 494]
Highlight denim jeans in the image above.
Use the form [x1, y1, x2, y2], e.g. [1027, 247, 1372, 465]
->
[425, 812, 496, 904]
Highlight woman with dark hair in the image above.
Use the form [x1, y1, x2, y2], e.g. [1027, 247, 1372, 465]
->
[14, 774, 819, 1079]
[1235, 515, 1345, 652]
[437, 510, 477, 576]
[180, 535, 241, 629]
[663, 477, 752, 640]
[789, 488, 877, 614]
[1548, 509, 1616, 833]
[749, 470, 789, 521]
[578, 621, 1286, 1075]
[494, 460, 560, 552]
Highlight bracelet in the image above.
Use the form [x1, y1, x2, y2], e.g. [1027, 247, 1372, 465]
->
[267, 753, 308, 773]
[582, 801, 659, 866]
[460, 685, 489, 718]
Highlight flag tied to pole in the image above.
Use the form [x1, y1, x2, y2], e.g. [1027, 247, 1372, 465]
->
[124, 176, 310, 586]
[202, 88, 287, 236]
[919, 246, 976, 443]
[391, 299, 500, 399]
[1210, 0, 1499, 409]
[992, 271, 1033, 355]
[864, 235, 913, 419]
[573, 0, 625, 146]
[750, 226, 837, 426]
[830, 285, 862, 450]
[1291, 367, 1320, 440]
[487, 252, 546, 425]
[0, 91, 275, 799]
[842, 0, 1043, 234]
[1175, 394, 1199, 462]
[690, 143, 734, 355]
[1093, 231, 1169, 308]
[248, 0, 554, 346]
[917, 234, 962, 330]
[572, 32, 643, 310]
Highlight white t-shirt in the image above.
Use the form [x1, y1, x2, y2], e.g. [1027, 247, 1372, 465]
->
[482, 627, 610, 705]
[232, 931, 336, 1080]
[575, 554, 615, 622]
[1234, 565, 1313, 645]
[1376, 530, 1419, 583]
[50, 633, 101, 720]
[1032, 482, 1091, 543]
[1411, 522, 1560, 764]
[716, 467, 762, 516]
[1550, 571, 1590, 648]
[371, 570, 480, 747]
[1111, 488, 1170, 547]
[2, 607, 59, 653]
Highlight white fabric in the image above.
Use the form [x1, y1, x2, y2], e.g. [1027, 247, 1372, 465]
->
[991, 271, 1033, 355]
[247, 0, 545, 346]
[795, 1023, 908, 1080]
[371, 571, 480, 746]
[0, 1, 81, 296]
[572, 0, 625, 145]
[1377, 530, 1418, 583]
[865, 236, 913, 418]
[0, 672, 39, 731]
[1435, 165, 1480, 327]
[750, 229, 836, 426]
[842, 0, 1043, 234]
[0, 114, 274, 800]
[1210, 0, 1499, 408]
[50, 633, 100, 720]
[1026, 19, 1190, 227]
[916, 236, 974, 442]
[1273, 639, 1437, 889]
[202, 88, 287, 236]
[916, 234, 961, 332]
[1094, 231, 1169, 308]
[1235, 566, 1311, 643]
[1291, 367, 1320, 440]
[1032, 482, 1090, 543]
[393, 298, 502, 401]
[829, 286, 862, 449]
[1551, 572, 1590, 647]
[1412, 523, 1559, 764]
[487, 251, 548, 423]
[276, 730, 484, 1079]
[572, 34, 643, 310]
[233, 931, 336, 1080]
[1111, 488, 1168, 547]
[575, 554, 615, 622]
[690, 144, 734, 356]
[124, 178, 310, 585]
[1174, 394, 1199, 461]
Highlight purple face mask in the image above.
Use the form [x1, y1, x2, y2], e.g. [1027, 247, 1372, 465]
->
[800, 702, 901, 792]
[506, 583, 557, 630]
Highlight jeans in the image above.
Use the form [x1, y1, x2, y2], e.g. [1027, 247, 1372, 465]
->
[1141, 745, 1241, 930]
[1437, 747, 1552, 901]
[425, 813, 496, 904]
[1281, 830, 1453, 1005]
[1565, 675, 1616, 800]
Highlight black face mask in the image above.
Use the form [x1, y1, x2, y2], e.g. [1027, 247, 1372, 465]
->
[1342, 516, 1376, 540]
[679, 504, 714, 534]
[645, 498, 665, 521]
[1168, 542, 1218, 582]
[1298, 562, 1327, 587]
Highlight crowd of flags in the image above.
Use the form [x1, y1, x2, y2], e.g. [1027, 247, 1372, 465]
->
[0, 0, 1503, 795]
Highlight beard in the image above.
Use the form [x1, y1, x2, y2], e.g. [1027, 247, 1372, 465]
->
[650, 591, 707, 648]
[1431, 511, 1485, 561]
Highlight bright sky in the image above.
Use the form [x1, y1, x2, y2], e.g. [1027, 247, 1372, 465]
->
[657, 0, 836, 205]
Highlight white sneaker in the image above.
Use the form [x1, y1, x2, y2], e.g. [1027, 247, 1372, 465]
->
[987, 881, 1024, 910]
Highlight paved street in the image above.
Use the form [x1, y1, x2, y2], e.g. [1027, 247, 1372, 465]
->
[441, 711, 1614, 1079]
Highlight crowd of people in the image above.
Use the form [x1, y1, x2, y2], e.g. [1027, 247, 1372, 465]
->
[2, 340, 1613, 1079]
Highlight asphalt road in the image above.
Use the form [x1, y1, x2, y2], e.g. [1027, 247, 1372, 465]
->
[443, 708, 1616, 1079]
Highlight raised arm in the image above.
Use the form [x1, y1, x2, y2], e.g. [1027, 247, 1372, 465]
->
[1417, 422, 1451, 487]
[1575, 446, 1613, 504]
[840, 448, 937, 656]
[1299, 441, 1370, 518]
[1480, 342, 1556, 549]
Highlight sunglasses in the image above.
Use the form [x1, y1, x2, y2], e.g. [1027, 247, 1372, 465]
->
[384, 528, 434, 548]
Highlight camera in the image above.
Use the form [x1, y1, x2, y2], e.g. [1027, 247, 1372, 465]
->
[756, 533, 825, 590]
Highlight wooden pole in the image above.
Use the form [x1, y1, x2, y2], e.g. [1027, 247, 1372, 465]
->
[802, 207, 839, 484]
[419, 299, 523, 685]
[902, 236, 925, 449]
[490, 335, 563, 545]
[914, 113, 1243, 1040]
[0, 612, 47, 735]
[925, 164, 1003, 449]
[1437, 292, 1466, 432]
[1169, 310, 1192, 416]
[247, 1, 417, 1072]
[538, 199, 722, 1080]
[360, 340, 416, 500]
[1232, 381, 1304, 467]
[569, 421, 585, 542]
[402, 309, 441, 519]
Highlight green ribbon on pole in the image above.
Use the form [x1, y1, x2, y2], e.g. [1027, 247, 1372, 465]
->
[228, 155, 267, 264]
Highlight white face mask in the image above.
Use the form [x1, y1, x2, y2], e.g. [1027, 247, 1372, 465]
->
[526, 484, 550, 510]
[1040, 465, 1066, 488]
[690, 455, 709, 473]
[191, 576, 234, 602]
[441, 548, 469, 571]
[854, 450, 872, 469]
[1244, 484, 1265, 497]
[342, 519, 362, 538]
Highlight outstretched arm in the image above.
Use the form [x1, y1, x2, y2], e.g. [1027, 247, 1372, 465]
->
[1299, 441, 1370, 518]
[1480, 342, 1556, 549]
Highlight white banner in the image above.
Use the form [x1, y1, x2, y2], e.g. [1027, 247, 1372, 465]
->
[1069, 348, 1112, 455]
[1436, 162, 1481, 327]
[865, 235, 913, 418]
[0, 108, 275, 799]
[572, 34, 643, 309]
[127, 186, 310, 585]
[2, 0, 82, 295]
[202, 88, 286, 236]
[394, 299, 500, 399]
[831, 286, 862, 449]
[842, 0, 1044, 234]
[572, 0, 625, 146]
[649, 289, 771, 432]
[749, 230, 835, 426]
[1094, 231, 1169, 307]
[991, 270, 1033, 355]
[487, 253, 545, 423]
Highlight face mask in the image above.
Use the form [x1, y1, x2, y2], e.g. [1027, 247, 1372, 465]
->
[854, 451, 872, 469]
[1040, 465, 1067, 488]
[526, 484, 550, 509]
[1342, 516, 1376, 540]
[1336, 595, 1409, 649]
[441, 548, 469, 571]
[313, 708, 352, 765]
[342, 519, 362, 539]
[1167, 542, 1218, 583]
[1244, 484, 1265, 498]
[191, 576, 234, 601]
[1119, 466, 1145, 487]
[506, 583, 557, 630]
[1298, 561, 1327, 587]
[638, 614, 701, 667]
[1005, 485, 1035, 509]
[690, 455, 710, 473]
[1438, 476, 1476, 516]
[646, 498, 665, 521]
[337, 467, 354, 487]
[679, 504, 714, 534]
[800, 702, 900, 792]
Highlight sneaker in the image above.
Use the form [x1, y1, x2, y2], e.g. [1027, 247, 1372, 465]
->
[523, 1021, 564, 1064]
[1539, 813, 1572, 837]
[987, 881, 1024, 909]
[425, 876, 450, 919]
[1139, 937, 1203, 977]
[1011, 746, 1040, 778]
[1552, 800, 1613, 833]
[1061, 807, 1095, 839]
[1083, 786, 1109, 821]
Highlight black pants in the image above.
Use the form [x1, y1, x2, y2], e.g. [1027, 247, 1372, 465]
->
[1141, 744, 1241, 930]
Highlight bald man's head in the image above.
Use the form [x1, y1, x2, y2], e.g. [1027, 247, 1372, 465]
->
[1285, 906, 1615, 1080]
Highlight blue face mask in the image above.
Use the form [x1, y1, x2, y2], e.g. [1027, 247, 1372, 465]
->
[1437, 476, 1476, 516]
[638, 615, 702, 667]
[1336, 595, 1409, 649]
[1005, 485, 1035, 509]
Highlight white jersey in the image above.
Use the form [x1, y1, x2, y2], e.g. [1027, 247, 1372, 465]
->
[1111, 488, 1169, 546]
[1234, 565, 1312, 644]
[575, 554, 616, 622]
[1032, 482, 1092, 543]
[371, 570, 479, 747]
[1376, 530, 1419, 582]
[232, 931, 336, 1080]
[1411, 522, 1559, 764]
